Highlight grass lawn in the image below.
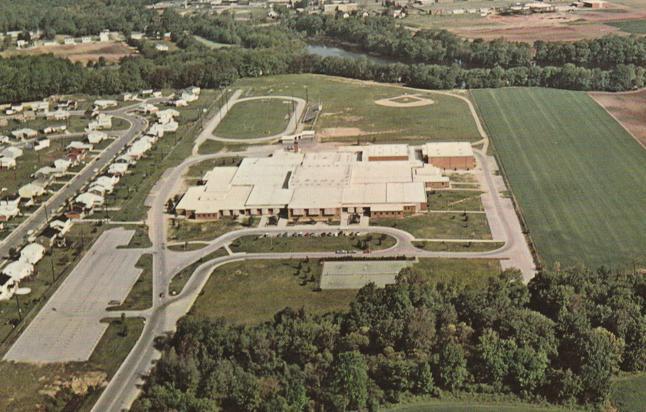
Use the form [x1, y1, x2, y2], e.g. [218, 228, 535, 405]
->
[473, 88, 646, 269]
[235, 74, 481, 143]
[606, 19, 646, 34]
[375, 212, 492, 240]
[611, 373, 646, 412]
[427, 190, 484, 211]
[169, 248, 229, 295]
[214, 98, 293, 139]
[414, 240, 504, 252]
[168, 216, 257, 242]
[0, 137, 75, 195]
[411, 258, 502, 288]
[185, 157, 241, 178]
[107, 254, 152, 311]
[230, 233, 396, 253]
[167, 242, 208, 251]
[189, 260, 356, 324]
[0, 317, 143, 412]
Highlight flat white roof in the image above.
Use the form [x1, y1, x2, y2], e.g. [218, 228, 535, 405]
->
[364, 144, 409, 158]
[423, 142, 474, 158]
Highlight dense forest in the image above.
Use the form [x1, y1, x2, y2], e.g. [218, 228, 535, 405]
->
[132, 266, 645, 411]
[0, 0, 154, 37]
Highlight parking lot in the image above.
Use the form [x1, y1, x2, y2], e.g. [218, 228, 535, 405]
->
[4, 227, 145, 363]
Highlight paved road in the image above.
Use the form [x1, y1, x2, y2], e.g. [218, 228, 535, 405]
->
[0, 107, 148, 259]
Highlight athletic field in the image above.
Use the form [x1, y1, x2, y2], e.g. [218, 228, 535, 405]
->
[473, 88, 646, 269]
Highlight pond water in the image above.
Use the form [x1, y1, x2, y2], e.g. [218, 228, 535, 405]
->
[306, 44, 394, 65]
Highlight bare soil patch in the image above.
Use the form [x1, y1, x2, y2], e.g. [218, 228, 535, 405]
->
[3, 41, 137, 64]
[375, 94, 435, 108]
[590, 90, 646, 148]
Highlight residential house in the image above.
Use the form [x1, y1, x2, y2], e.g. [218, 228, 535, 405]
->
[93, 99, 118, 110]
[75, 192, 104, 210]
[1, 146, 23, 159]
[42, 125, 66, 134]
[87, 131, 108, 144]
[11, 128, 37, 140]
[47, 110, 70, 121]
[0, 157, 16, 170]
[33, 137, 51, 151]
[19, 243, 45, 265]
[2, 260, 33, 281]
[108, 162, 129, 176]
[88, 113, 113, 130]
[18, 181, 46, 199]
[0, 198, 20, 221]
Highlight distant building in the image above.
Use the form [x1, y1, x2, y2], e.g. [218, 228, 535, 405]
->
[421, 142, 476, 171]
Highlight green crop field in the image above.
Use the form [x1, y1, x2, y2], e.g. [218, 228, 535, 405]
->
[473, 88, 646, 269]
[213, 98, 293, 139]
[607, 19, 646, 34]
[234, 74, 481, 143]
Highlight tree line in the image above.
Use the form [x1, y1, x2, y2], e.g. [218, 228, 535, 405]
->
[289, 15, 646, 70]
[131, 266, 645, 411]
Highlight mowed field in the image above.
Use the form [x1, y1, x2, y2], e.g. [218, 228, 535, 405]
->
[214, 98, 292, 139]
[235, 74, 481, 143]
[473, 88, 646, 269]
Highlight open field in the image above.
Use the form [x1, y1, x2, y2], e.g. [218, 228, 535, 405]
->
[414, 241, 504, 253]
[235, 74, 481, 143]
[230, 233, 396, 253]
[427, 190, 484, 211]
[375, 212, 492, 240]
[590, 90, 646, 147]
[411, 258, 501, 288]
[606, 19, 646, 33]
[404, 0, 646, 42]
[0, 317, 143, 412]
[189, 260, 356, 324]
[473, 88, 646, 269]
[611, 373, 646, 412]
[1, 41, 137, 64]
[214, 98, 293, 139]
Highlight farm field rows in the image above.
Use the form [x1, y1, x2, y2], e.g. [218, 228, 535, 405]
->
[234, 74, 481, 143]
[473, 88, 646, 269]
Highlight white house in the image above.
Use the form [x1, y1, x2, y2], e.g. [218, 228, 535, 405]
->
[126, 139, 152, 159]
[18, 182, 46, 199]
[0, 157, 16, 170]
[108, 162, 129, 176]
[50, 217, 73, 235]
[33, 137, 51, 151]
[2, 260, 33, 281]
[99, 31, 110, 42]
[147, 123, 165, 138]
[75, 192, 104, 209]
[88, 113, 113, 130]
[130, 32, 144, 40]
[53, 158, 72, 172]
[46, 110, 70, 121]
[155, 44, 169, 52]
[0, 198, 20, 221]
[11, 128, 38, 140]
[19, 243, 45, 265]
[87, 131, 108, 144]
[162, 120, 178, 132]
[80, 36, 93, 44]
[67, 141, 93, 151]
[93, 99, 118, 110]
[42, 125, 66, 134]
[64, 37, 76, 45]
[1, 146, 23, 159]
[156, 109, 179, 124]
[139, 103, 159, 114]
